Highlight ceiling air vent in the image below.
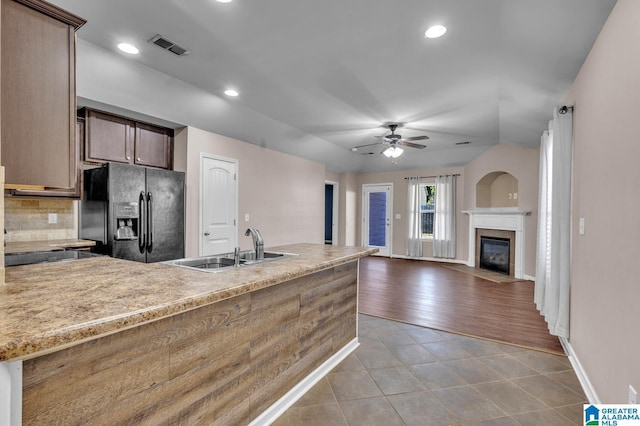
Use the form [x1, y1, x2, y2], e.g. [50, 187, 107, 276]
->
[149, 34, 190, 56]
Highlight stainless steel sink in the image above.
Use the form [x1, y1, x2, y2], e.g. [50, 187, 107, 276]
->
[4, 249, 103, 267]
[163, 250, 296, 273]
[238, 250, 286, 262]
[166, 255, 246, 271]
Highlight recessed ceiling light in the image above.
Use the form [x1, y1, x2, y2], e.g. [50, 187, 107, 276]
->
[425, 25, 447, 39]
[216, 0, 233, 3]
[117, 43, 139, 54]
[224, 89, 239, 97]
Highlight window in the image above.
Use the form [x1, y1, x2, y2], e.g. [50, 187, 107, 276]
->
[420, 183, 435, 238]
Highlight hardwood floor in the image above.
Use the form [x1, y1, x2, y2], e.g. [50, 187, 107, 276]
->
[358, 257, 564, 355]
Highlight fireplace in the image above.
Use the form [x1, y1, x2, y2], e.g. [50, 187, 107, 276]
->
[464, 209, 529, 279]
[475, 228, 516, 276]
[480, 237, 510, 275]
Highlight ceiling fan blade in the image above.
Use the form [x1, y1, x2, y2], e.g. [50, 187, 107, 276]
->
[352, 141, 384, 150]
[403, 135, 429, 141]
[399, 141, 427, 149]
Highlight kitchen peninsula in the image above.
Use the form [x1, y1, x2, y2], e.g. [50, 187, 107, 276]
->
[0, 243, 376, 425]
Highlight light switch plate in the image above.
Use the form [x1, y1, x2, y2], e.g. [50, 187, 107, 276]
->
[48, 213, 57, 224]
[244, 213, 250, 222]
[579, 218, 585, 235]
[395, 214, 401, 219]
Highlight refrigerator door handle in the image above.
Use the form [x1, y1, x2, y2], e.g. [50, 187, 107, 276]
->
[147, 191, 153, 253]
[139, 191, 146, 252]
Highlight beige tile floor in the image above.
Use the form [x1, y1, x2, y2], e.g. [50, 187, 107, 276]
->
[273, 314, 586, 425]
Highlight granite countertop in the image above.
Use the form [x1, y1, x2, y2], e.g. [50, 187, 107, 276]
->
[0, 243, 377, 362]
[4, 239, 97, 254]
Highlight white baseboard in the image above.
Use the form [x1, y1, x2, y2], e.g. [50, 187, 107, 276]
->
[249, 338, 360, 426]
[390, 254, 468, 264]
[523, 274, 536, 281]
[560, 337, 600, 403]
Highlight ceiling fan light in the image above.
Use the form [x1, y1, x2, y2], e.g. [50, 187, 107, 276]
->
[383, 146, 403, 158]
[425, 25, 447, 39]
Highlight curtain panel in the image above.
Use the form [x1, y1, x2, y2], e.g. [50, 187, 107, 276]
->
[433, 174, 456, 258]
[406, 177, 423, 257]
[534, 107, 572, 338]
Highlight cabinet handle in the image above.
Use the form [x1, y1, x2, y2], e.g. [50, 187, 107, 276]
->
[137, 157, 141, 162]
[126, 156, 131, 160]
[204, 232, 210, 236]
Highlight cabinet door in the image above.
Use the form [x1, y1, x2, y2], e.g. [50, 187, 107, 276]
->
[1, 0, 82, 189]
[85, 110, 135, 164]
[134, 123, 172, 169]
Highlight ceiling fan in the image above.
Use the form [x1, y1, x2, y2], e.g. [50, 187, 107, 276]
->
[351, 123, 428, 159]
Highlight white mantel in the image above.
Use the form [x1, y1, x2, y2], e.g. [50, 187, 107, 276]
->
[463, 209, 531, 279]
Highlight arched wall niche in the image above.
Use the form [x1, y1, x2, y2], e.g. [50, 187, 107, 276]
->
[476, 171, 519, 208]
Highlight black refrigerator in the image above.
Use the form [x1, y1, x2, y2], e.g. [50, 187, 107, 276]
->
[80, 162, 185, 263]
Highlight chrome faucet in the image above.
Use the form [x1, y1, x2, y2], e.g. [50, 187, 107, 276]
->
[245, 228, 264, 260]
[233, 246, 241, 267]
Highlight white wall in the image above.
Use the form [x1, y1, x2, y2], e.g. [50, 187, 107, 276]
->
[564, 0, 640, 403]
[463, 144, 539, 277]
[356, 167, 465, 259]
[180, 127, 325, 257]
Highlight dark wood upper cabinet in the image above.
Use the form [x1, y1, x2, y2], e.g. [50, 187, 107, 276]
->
[1, 0, 85, 197]
[84, 109, 135, 164]
[82, 107, 174, 170]
[134, 123, 172, 170]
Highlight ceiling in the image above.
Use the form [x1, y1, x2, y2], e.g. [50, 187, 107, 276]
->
[49, 0, 616, 173]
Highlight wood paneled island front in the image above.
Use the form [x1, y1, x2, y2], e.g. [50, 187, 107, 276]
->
[0, 244, 376, 425]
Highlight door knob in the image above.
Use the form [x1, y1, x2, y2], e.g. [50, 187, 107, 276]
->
[204, 232, 210, 236]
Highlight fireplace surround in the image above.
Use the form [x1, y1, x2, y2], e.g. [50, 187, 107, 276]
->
[464, 209, 531, 279]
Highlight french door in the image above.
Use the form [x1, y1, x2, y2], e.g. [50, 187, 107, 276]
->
[362, 184, 392, 257]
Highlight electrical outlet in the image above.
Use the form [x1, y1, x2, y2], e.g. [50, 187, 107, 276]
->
[629, 385, 637, 404]
[244, 213, 250, 222]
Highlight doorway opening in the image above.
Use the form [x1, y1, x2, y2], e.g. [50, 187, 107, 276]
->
[325, 181, 338, 245]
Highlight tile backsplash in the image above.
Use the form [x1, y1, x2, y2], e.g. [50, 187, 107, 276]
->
[4, 198, 77, 242]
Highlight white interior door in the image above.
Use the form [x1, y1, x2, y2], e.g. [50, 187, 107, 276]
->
[362, 184, 392, 256]
[201, 155, 238, 256]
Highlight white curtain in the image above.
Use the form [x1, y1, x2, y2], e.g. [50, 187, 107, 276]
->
[406, 177, 423, 257]
[535, 107, 572, 338]
[433, 174, 456, 258]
